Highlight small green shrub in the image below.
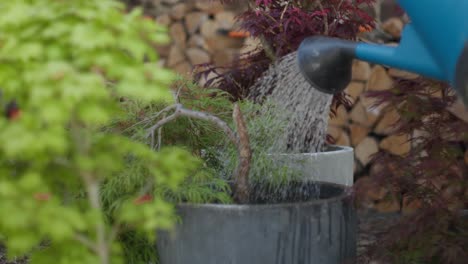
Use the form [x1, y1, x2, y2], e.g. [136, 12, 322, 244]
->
[101, 78, 235, 263]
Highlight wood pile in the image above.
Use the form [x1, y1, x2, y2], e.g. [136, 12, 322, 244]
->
[153, 0, 247, 78]
[337, 16, 468, 213]
[328, 16, 416, 213]
[328, 61, 413, 177]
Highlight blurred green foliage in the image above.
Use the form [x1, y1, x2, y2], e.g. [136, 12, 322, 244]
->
[0, 1, 201, 263]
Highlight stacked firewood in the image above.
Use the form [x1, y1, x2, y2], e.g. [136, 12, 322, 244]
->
[328, 61, 417, 213]
[327, 17, 415, 213]
[328, 61, 415, 177]
[328, 17, 408, 177]
[153, 0, 247, 78]
[332, 17, 468, 213]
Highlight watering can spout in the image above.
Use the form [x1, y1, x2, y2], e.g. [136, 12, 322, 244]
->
[297, 37, 356, 95]
[297, 31, 445, 95]
[298, 0, 468, 105]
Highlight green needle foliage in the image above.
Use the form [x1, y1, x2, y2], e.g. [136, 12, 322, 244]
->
[100, 79, 234, 263]
[0, 1, 201, 263]
[214, 99, 303, 191]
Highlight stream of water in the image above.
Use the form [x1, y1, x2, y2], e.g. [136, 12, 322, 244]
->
[246, 51, 334, 202]
[250, 51, 333, 154]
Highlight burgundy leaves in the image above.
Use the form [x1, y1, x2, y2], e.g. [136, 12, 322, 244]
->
[361, 77, 468, 263]
[196, 0, 375, 100]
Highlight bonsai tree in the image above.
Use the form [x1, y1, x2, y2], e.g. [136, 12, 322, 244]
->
[0, 1, 201, 263]
[119, 78, 296, 205]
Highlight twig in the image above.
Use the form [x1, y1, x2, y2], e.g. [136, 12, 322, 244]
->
[74, 234, 98, 253]
[82, 172, 109, 264]
[279, 2, 289, 22]
[145, 104, 183, 139]
[157, 113, 164, 151]
[173, 81, 184, 103]
[374, 0, 382, 24]
[107, 222, 121, 247]
[123, 104, 178, 133]
[146, 104, 238, 146]
[316, 0, 329, 35]
[71, 120, 109, 264]
[260, 36, 277, 62]
[145, 103, 252, 203]
[150, 130, 155, 150]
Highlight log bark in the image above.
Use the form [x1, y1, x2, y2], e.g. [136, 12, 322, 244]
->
[185, 12, 208, 34]
[186, 48, 211, 65]
[329, 105, 349, 126]
[215, 11, 236, 29]
[350, 124, 370, 146]
[170, 22, 187, 49]
[188, 34, 209, 50]
[374, 108, 400, 135]
[167, 46, 185, 67]
[351, 60, 371, 81]
[355, 137, 379, 166]
[173, 61, 192, 78]
[388, 68, 418, 79]
[335, 131, 351, 146]
[366, 65, 394, 91]
[327, 125, 343, 142]
[344, 82, 365, 104]
[170, 3, 188, 20]
[382, 17, 404, 38]
[194, 1, 224, 13]
[379, 134, 410, 156]
[156, 14, 172, 26]
[350, 100, 379, 128]
[200, 20, 218, 38]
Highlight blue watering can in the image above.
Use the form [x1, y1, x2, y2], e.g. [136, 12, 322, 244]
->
[298, 0, 468, 105]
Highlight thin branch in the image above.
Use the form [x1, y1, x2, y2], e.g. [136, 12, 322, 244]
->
[145, 104, 183, 139]
[174, 83, 184, 103]
[107, 222, 121, 246]
[157, 113, 164, 151]
[124, 104, 178, 134]
[279, 2, 289, 22]
[74, 234, 98, 253]
[260, 36, 277, 62]
[81, 172, 109, 264]
[146, 104, 238, 146]
[316, 0, 329, 35]
[150, 130, 155, 150]
[71, 120, 110, 264]
[145, 103, 252, 204]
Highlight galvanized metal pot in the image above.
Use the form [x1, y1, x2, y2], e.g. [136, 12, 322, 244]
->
[157, 146, 356, 264]
[271, 145, 354, 187]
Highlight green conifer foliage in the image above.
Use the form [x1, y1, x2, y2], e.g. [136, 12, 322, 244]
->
[0, 1, 199, 263]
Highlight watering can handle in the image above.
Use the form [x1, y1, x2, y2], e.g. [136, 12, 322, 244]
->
[355, 25, 445, 80]
[355, 0, 468, 104]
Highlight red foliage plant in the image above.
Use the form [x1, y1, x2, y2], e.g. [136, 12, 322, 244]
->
[355, 78, 468, 263]
[196, 0, 375, 111]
